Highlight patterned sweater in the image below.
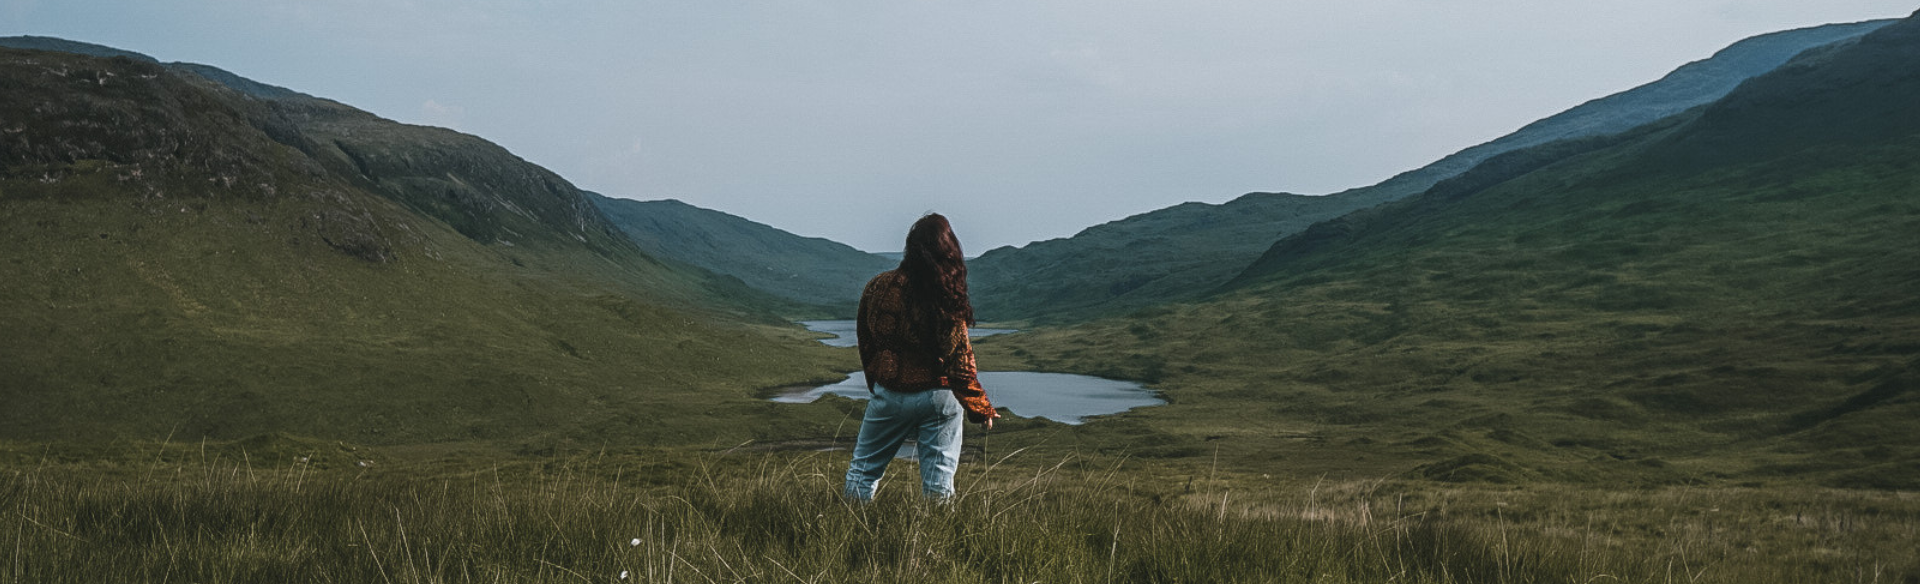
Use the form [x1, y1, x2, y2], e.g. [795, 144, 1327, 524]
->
[856, 270, 996, 423]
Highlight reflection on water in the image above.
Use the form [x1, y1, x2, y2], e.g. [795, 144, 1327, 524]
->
[801, 319, 1016, 348]
[771, 371, 1162, 425]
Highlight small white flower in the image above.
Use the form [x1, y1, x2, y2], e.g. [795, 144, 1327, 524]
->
[620, 570, 630, 580]
[629, 538, 641, 547]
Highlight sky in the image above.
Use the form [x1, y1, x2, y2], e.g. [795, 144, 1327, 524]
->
[4, 1, 1915, 252]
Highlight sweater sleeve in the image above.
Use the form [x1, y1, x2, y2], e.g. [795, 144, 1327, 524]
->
[944, 322, 996, 424]
[942, 321, 977, 390]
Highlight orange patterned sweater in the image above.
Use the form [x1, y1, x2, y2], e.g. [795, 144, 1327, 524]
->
[856, 270, 996, 424]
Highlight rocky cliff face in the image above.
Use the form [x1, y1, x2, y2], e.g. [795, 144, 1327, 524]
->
[0, 36, 632, 260]
[0, 46, 405, 262]
[286, 98, 627, 251]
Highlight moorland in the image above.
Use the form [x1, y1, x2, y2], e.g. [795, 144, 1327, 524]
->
[3, 13, 1919, 582]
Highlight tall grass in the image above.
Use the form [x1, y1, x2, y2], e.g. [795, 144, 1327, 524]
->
[3, 446, 1914, 583]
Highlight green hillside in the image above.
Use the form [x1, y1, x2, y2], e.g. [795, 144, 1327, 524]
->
[969, 192, 1364, 324]
[969, 19, 1891, 325]
[977, 12, 1920, 487]
[590, 194, 892, 313]
[0, 43, 854, 448]
[1352, 18, 1893, 205]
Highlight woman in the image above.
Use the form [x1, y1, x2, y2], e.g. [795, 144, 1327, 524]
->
[843, 213, 998, 501]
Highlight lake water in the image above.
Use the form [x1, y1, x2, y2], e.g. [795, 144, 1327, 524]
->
[788, 320, 1163, 424]
[800, 319, 1017, 348]
[772, 371, 1163, 425]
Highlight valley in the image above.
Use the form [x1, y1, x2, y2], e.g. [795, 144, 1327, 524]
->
[3, 10, 1918, 581]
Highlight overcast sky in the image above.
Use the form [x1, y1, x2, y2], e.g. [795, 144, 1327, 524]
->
[5, 1, 1914, 252]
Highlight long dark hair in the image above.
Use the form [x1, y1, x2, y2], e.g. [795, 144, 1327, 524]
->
[899, 213, 974, 332]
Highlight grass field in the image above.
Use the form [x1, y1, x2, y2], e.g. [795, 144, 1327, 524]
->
[3, 441, 1915, 583]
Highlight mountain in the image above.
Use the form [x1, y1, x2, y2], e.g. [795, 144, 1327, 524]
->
[0, 39, 854, 447]
[0, 35, 165, 62]
[968, 19, 1894, 324]
[590, 194, 893, 312]
[969, 192, 1361, 322]
[1347, 18, 1894, 204]
[986, 12, 1920, 487]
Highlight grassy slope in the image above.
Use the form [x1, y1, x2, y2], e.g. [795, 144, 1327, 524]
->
[0, 47, 856, 448]
[972, 14, 1920, 488]
[970, 192, 1372, 324]
[589, 193, 892, 314]
[967, 20, 1890, 325]
[1375, 18, 1893, 201]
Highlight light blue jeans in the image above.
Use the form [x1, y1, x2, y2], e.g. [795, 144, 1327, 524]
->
[843, 384, 964, 500]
